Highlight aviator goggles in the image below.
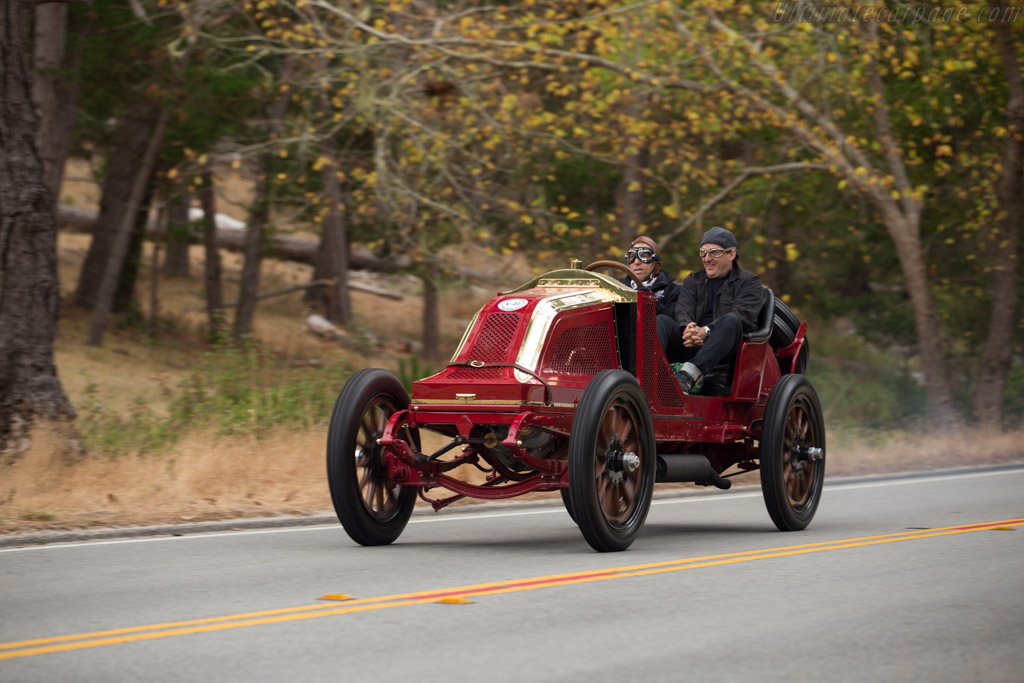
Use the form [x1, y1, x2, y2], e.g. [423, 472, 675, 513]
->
[625, 247, 658, 264]
[699, 247, 735, 259]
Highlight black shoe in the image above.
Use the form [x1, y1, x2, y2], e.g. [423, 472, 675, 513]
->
[674, 362, 704, 395]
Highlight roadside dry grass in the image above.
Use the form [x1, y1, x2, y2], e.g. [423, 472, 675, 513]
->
[2, 424, 1021, 535]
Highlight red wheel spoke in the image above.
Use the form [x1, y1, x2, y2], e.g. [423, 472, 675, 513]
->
[361, 411, 377, 441]
[374, 404, 390, 433]
[618, 413, 636, 447]
[623, 477, 636, 505]
[597, 477, 610, 507]
[608, 407, 622, 437]
[355, 448, 369, 466]
[598, 415, 614, 449]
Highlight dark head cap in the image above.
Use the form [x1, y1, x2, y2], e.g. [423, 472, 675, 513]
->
[700, 226, 739, 253]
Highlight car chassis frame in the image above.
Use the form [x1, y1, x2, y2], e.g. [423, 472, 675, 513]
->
[327, 260, 825, 552]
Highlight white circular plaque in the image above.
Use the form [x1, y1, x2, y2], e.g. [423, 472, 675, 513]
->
[497, 298, 528, 312]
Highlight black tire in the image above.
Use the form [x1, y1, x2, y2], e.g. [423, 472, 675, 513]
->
[769, 299, 809, 375]
[560, 488, 577, 524]
[568, 370, 656, 552]
[760, 374, 826, 531]
[775, 296, 801, 333]
[326, 368, 418, 545]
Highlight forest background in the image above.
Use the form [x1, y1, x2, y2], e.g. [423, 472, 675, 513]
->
[0, 0, 1022, 532]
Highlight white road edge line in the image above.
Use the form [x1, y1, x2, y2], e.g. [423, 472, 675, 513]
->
[2, 467, 1020, 553]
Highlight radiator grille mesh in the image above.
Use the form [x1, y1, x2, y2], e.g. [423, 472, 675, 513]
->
[444, 311, 521, 380]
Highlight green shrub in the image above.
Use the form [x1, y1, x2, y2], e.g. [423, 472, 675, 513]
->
[77, 341, 353, 457]
[809, 359, 926, 430]
[397, 354, 434, 395]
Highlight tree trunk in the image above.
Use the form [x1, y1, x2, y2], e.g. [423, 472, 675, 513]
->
[614, 98, 648, 242]
[162, 190, 191, 277]
[887, 216, 960, 428]
[320, 144, 350, 324]
[615, 153, 646, 242]
[32, 2, 77, 206]
[233, 162, 268, 338]
[233, 58, 296, 337]
[74, 103, 162, 309]
[974, 6, 1024, 428]
[584, 185, 601, 263]
[199, 167, 226, 341]
[0, 0, 77, 455]
[87, 108, 168, 346]
[147, 206, 165, 337]
[421, 263, 440, 360]
[113, 182, 152, 317]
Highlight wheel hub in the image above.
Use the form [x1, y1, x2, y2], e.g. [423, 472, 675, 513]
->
[790, 435, 823, 472]
[357, 442, 388, 476]
[605, 439, 640, 485]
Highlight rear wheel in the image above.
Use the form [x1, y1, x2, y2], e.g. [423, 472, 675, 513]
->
[770, 299, 809, 375]
[568, 370, 655, 552]
[326, 369, 418, 545]
[760, 374, 825, 531]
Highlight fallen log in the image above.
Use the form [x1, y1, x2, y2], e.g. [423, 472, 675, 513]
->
[306, 314, 371, 352]
[182, 278, 402, 312]
[57, 203, 496, 281]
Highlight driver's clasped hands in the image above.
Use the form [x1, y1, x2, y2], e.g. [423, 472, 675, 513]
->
[682, 322, 707, 348]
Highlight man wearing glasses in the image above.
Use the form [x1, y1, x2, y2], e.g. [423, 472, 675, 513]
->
[620, 236, 679, 316]
[658, 227, 764, 394]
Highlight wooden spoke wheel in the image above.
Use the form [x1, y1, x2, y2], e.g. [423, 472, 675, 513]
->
[560, 488, 577, 524]
[327, 369, 418, 545]
[760, 374, 826, 531]
[569, 370, 655, 552]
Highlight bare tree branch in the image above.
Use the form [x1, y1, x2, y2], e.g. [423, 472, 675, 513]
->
[660, 162, 829, 249]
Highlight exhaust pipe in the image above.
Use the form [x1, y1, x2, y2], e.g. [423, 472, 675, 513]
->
[656, 454, 731, 490]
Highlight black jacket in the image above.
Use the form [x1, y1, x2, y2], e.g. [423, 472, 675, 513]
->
[673, 264, 763, 334]
[620, 270, 680, 317]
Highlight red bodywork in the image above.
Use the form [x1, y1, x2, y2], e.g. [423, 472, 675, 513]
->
[376, 269, 807, 510]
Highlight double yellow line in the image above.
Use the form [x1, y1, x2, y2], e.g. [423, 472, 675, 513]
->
[2, 517, 1020, 661]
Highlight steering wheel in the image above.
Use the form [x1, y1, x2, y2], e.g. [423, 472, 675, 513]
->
[584, 260, 643, 288]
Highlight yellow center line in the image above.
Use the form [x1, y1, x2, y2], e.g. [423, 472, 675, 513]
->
[1, 517, 1018, 661]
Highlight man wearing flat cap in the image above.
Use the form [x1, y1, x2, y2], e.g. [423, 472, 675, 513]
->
[657, 226, 764, 394]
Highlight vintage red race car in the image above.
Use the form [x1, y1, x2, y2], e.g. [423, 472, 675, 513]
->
[326, 259, 824, 552]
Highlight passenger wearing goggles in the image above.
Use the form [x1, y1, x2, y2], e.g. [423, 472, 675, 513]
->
[619, 236, 679, 318]
[657, 226, 764, 394]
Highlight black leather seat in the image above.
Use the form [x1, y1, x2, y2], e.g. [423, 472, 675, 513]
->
[744, 287, 776, 343]
[701, 287, 776, 395]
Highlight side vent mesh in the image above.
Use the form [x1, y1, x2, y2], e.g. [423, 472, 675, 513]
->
[543, 322, 617, 376]
[656, 355, 686, 408]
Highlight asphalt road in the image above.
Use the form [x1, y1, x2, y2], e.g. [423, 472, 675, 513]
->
[1, 466, 1022, 682]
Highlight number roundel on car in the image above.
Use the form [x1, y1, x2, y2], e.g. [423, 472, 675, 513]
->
[497, 298, 528, 312]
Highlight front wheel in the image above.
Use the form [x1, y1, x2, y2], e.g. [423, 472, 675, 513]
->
[560, 488, 577, 524]
[326, 368, 418, 545]
[568, 370, 655, 552]
[760, 374, 825, 531]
